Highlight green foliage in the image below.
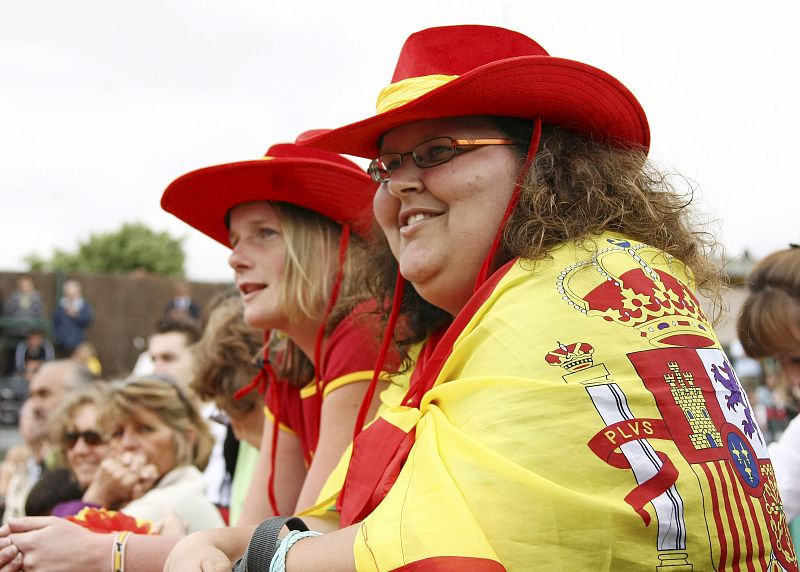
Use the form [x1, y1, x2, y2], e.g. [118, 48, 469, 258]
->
[25, 223, 185, 276]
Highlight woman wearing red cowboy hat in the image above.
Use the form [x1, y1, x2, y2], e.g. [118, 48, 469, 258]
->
[0, 141, 408, 571]
[165, 25, 793, 572]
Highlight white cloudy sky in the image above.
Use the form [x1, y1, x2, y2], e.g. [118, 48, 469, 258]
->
[2, 1, 797, 282]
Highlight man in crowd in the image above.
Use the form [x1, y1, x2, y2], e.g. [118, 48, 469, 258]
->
[52, 279, 93, 358]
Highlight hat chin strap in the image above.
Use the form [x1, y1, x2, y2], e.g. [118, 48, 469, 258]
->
[474, 116, 542, 289]
[354, 117, 542, 440]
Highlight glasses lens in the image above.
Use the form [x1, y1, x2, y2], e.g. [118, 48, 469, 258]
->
[367, 159, 387, 183]
[64, 432, 79, 448]
[83, 430, 104, 446]
[413, 137, 454, 168]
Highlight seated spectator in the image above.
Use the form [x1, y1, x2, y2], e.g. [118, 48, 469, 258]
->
[52, 279, 93, 358]
[92, 376, 224, 533]
[189, 296, 265, 525]
[0, 401, 48, 523]
[2, 275, 45, 375]
[13, 328, 55, 374]
[70, 341, 102, 377]
[24, 385, 111, 517]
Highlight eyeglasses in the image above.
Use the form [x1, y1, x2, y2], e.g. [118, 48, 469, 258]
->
[367, 136, 515, 183]
[64, 430, 106, 449]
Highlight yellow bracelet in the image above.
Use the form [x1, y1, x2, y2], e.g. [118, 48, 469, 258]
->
[112, 531, 130, 572]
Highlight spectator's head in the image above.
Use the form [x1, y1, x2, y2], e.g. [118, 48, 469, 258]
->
[16, 275, 34, 293]
[26, 327, 46, 347]
[62, 279, 82, 300]
[191, 297, 264, 448]
[19, 399, 47, 446]
[103, 376, 214, 477]
[738, 246, 800, 388]
[28, 359, 95, 428]
[50, 384, 111, 489]
[147, 316, 201, 387]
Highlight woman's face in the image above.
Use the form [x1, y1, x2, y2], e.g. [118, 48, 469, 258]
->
[66, 403, 110, 489]
[228, 201, 288, 330]
[109, 404, 178, 478]
[780, 351, 800, 388]
[373, 116, 523, 315]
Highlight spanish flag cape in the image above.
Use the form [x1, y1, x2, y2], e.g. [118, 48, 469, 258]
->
[337, 234, 797, 572]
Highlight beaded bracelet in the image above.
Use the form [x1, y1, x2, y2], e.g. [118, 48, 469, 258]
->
[111, 531, 130, 572]
[269, 530, 322, 572]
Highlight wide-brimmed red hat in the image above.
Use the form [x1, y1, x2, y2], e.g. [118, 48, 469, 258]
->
[161, 137, 376, 247]
[298, 25, 649, 157]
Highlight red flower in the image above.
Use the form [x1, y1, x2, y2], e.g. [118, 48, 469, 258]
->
[66, 508, 153, 534]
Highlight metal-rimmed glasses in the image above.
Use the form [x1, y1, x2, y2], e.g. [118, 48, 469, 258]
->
[367, 136, 515, 183]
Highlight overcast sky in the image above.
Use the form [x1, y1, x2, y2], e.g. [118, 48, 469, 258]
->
[2, 1, 797, 282]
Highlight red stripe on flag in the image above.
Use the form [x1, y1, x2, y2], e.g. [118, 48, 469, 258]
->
[714, 461, 742, 572]
[742, 484, 768, 570]
[701, 462, 728, 571]
[723, 461, 756, 571]
[390, 556, 507, 571]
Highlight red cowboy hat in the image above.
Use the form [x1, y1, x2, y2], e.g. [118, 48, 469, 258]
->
[298, 25, 649, 157]
[161, 137, 376, 247]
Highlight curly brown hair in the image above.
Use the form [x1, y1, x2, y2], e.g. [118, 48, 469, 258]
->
[495, 118, 722, 303]
[190, 296, 262, 416]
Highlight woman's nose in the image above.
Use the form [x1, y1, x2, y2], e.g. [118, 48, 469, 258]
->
[385, 161, 424, 198]
[228, 243, 252, 271]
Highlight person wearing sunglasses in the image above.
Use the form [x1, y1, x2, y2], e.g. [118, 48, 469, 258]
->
[21, 385, 110, 518]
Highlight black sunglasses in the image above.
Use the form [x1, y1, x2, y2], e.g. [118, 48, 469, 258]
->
[64, 430, 106, 449]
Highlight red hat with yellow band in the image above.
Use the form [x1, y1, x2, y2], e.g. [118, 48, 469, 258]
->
[298, 25, 649, 157]
[161, 136, 376, 247]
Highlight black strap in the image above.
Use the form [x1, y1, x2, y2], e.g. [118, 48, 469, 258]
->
[232, 516, 309, 572]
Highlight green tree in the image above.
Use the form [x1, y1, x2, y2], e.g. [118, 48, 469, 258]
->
[25, 223, 185, 276]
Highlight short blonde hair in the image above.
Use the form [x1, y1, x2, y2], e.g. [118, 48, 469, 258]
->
[102, 376, 214, 470]
[737, 247, 800, 359]
[268, 202, 374, 387]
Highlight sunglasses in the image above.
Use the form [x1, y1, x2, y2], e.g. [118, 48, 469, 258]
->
[64, 430, 106, 449]
[367, 136, 515, 183]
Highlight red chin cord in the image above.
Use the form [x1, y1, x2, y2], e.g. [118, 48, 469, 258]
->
[474, 116, 542, 289]
[313, 224, 351, 398]
[353, 267, 406, 440]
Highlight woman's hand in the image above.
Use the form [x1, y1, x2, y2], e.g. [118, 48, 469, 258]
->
[82, 451, 158, 507]
[163, 530, 232, 572]
[0, 517, 108, 572]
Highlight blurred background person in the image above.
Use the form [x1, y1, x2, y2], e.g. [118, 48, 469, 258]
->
[190, 296, 264, 525]
[738, 245, 800, 536]
[23, 385, 110, 517]
[13, 328, 54, 376]
[164, 280, 201, 322]
[52, 279, 93, 358]
[69, 341, 102, 377]
[0, 401, 49, 523]
[2, 276, 45, 374]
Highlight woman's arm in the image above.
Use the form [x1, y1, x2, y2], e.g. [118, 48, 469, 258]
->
[294, 380, 381, 512]
[285, 524, 358, 571]
[236, 415, 306, 525]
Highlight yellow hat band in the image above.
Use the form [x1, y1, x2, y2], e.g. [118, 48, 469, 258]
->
[375, 74, 458, 114]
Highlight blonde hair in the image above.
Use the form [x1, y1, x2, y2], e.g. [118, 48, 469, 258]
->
[737, 247, 800, 359]
[268, 202, 374, 387]
[49, 383, 109, 467]
[191, 296, 262, 415]
[102, 376, 214, 470]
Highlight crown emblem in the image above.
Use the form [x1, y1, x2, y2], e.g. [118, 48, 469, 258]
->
[556, 238, 714, 348]
[545, 341, 595, 372]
